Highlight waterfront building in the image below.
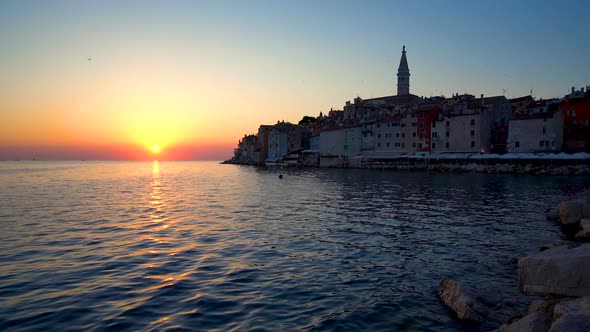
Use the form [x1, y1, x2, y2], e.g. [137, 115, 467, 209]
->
[477, 95, 513, 125]
[507, 107, 563, 153]
[360, 121, 376, 153]
[430, 106, 492, 153]
[256, 125, 273, 164]
[374, 117, 404, 156]
[233, 134, 259, 164]
[560, 86, 590, 152]
[319, 128, 345, 167]
[526, 99, 552, 114]
[399, 110, 421, 153]
[416, 104, 442, 152]
[267, 122, 309, 163]
[510, 95, 534, 114]
[319, 127, 363, 167]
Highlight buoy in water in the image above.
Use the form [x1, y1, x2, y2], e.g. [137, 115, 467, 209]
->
[279, 174, 283, 179]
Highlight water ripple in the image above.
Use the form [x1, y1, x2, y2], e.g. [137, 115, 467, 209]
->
[0, 161, 588, 331]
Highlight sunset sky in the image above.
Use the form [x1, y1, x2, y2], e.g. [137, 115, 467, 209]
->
[1, 0, 589, 160]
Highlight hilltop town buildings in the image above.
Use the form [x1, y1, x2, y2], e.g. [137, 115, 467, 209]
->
[230, 46, 590, 167]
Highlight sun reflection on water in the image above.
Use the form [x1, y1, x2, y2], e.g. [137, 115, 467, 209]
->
[150, 161, 164, 221]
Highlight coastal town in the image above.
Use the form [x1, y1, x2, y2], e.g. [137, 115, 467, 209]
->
[227, 46, 590, 170]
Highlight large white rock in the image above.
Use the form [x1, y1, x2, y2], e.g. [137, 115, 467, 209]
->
[496, 312, 551, 332]
[580, 218, 590, 229]
[518, 244, 590, 297]
[553, 295, 590, 319]
[549, 313, 590, 332]
[438, 278, 488, 323]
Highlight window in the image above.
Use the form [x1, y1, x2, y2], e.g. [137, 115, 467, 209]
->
[412, 122, 417, 127]
[377, 124, 381, 128]
[402, 143, 405, 148]
[471, 130, 475, 136]
[446, 121, 450, 127]
[445, 142, 449, 148]
[412, 143, 416, 148]
[402, 133, 405, 138]
[432, 122, 436, 128]
[387, 123, 390, 127]
[470, 119, 475, 125]
[344, 145, 348, 149]
[411, 114, 416, 118]
[543, 127, 546, 134]
[401, 123, 407, 128]
[543, 118, 548, 122]
[432, 142, 436, 149]
[378, 134, 381, 138]
[413, 132, 417, 137]
[568, 110, 576, 117]
[419, 134, 424, 139]
[418, 143, 423, 148]
[446, 132, 449, 138]
[471, 141, 475, 148]
[377, 142, 380, 147]
[419, 113, 425, 118]
[540, 141, 544, 147]
[419, 123, 424, 128]
[396, 133, 400, 138]
[386, 142, 390, 147]
[582, 119, 589, 125]
[432, 132, 438, 138]
[515, 141, 520, 148]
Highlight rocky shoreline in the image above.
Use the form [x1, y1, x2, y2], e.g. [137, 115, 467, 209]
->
[223, 160, 590, 176]
[439, 189, 590, 331]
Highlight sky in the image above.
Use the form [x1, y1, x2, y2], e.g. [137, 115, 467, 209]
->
[1, 0, 589, 160]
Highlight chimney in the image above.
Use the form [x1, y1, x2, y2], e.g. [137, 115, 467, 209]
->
[582, 87, 585, 93]
[480, 94, 484, 107]
[572, 87, 575, 94]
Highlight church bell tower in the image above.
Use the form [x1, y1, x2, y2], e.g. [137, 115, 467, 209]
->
[397, 45, 410, 95]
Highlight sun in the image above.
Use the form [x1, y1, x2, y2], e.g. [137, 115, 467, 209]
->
[152, 145, 160, 153]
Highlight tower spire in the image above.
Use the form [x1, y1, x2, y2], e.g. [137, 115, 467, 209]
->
[397, 45, 410, 95]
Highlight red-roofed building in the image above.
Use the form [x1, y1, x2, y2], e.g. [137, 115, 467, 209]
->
[416, 104, 442, 152]
[559, 87, 590, 152]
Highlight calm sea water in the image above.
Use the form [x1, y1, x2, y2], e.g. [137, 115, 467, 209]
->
[0, 161, 587, 331]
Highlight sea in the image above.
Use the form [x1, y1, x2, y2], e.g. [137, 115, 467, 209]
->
[0, 161, 587, 331]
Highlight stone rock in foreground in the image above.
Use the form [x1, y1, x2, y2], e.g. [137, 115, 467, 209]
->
[496, 312, 551, 332]
[528, 298, 566, 315]
[553, 295, 590, 319]
[519, 244, 590, 297]
[575, 228, 590, 241]
[549, 313, 590, 332]
[438, 278, 488, 323]
[557, 199, 589, 225]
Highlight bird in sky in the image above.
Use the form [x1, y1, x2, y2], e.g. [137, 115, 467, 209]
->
[87, 57, 92, 61]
